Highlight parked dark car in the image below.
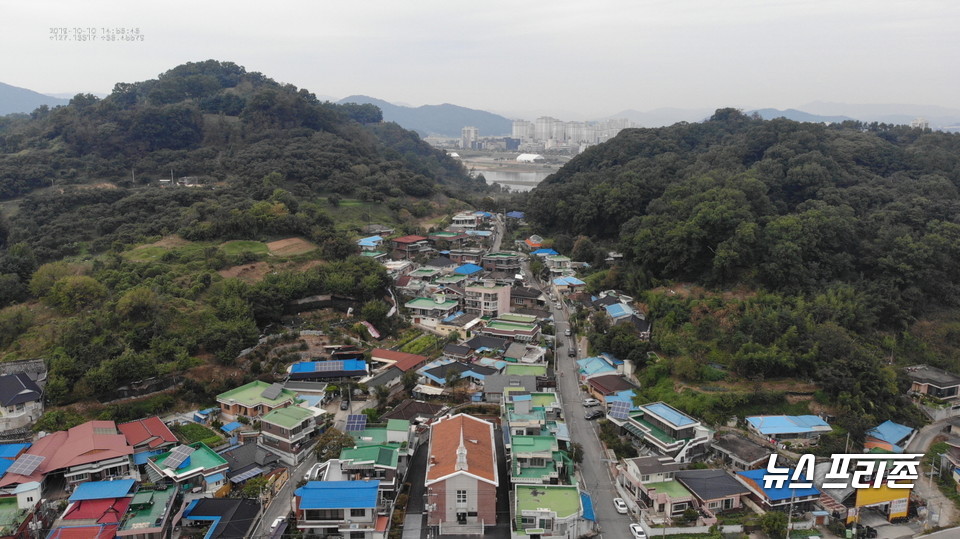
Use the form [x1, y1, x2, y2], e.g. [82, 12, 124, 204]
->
[585, 409, 604, 420]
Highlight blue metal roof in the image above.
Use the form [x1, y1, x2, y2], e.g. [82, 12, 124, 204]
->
[221, 421, 243, 433]
[0, 443, 30, 459]
[746, 415, 830, 436]
[292, 360, 367, 373]
[604, 303, 635, 319]
[553, 276, 585, 286]
[642, 403, 697, 427]
[133, 449, 166, 465]
[206, 472, 225, 484]
[737, 468, 820, 501]
[867, 420, 913, 450]
[357, 236, 383, 247]
[600, 352, 624, 365]
[513, 394, 532, 402]
[474, 211, 493, 217]
[0, 459, 11, 477]
[465, 230, 493, 237]
[576, 356, 617, 377]
[295, 480, 380, 509]
[531, 248, 558, 255]
[454, 263, 483, 275]
[69, 479, 136, 501]
[506, 211, 525, 219]
[580, 492, 596, 521]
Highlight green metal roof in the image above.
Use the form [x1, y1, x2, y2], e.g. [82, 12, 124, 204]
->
[505, 365, 548, 376]
[386, 419, 409, 432]
[340, 444, 399, 468]
[120, 486, 177, 531]
[152, 442, 227, 474]
[645, 480, 693, 499]
[261, 406, 313, 428]
[217, 380, 296, 408]
[515, 484, 581, 518]
[405, 297, 459, 310]
[511, 435, 558, 453]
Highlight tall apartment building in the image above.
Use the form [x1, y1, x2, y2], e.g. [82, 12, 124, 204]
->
[461, 126, 479, 150]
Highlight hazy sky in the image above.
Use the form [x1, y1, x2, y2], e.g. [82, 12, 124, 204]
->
[3, 0, 958, 119]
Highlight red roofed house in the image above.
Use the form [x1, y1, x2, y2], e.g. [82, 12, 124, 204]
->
[0, 420, 134, 490]
[586, 374, 636, 402]
[371, 349, 429, 373]
[118, 416, 178, 458]
[424, 414, 498, 534]
[391, 235, 429, 260]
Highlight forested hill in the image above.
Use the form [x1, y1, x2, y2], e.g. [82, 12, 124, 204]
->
[0, 60, 485, 201]
[524, 109, 960, 439]
[526, 108, 960, 325]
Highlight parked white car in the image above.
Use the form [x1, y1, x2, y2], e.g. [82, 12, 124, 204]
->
[614, 497, 628, 514]
[630, 523, 647, 538]
[583, 398, 600, 407]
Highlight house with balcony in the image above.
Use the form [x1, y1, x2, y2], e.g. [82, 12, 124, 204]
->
[425, 414, 498, 535]
[545, 255, 572, 275]
[503, 393, 566, 441]
[294, 480, 387, 539]
[478, 314, 541, 342]
[452, 212, 479, 229]
[217, 381, 297, 421]
[145, 443, 228, 494]
[449, 248, 484, 265]
[513, 484, 586, 538]
[390, 235, 430, 260]
[904, 364, 960, 400]
[0, 373, 43, 431]
[405, 295, 461, 327]
[481, 251, 523, 273]
[614, 402, 712, 462]
[617, 456, 696, 523]
[0, 420, 134, 491]
[465, 281, 512, 318]
[322, 445, 401, 497]
[258, 406, 318, 465]
[508, 435, 570, 485]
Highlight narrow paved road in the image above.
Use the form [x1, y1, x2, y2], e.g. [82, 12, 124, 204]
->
[905, 418, 958, 528]
[550, 297, 633, 539]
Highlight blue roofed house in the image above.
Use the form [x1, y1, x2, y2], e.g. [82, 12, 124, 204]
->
[295, 480, 387, 538]
[357, 236, 383, 251]
[454, 263, 484, 276]
[746, 415, 832, 443]
[612, 402, 713, 462]
[864, 420, 915, 453]
[575, 354, 624, 382]
[552, 276, 586, 296]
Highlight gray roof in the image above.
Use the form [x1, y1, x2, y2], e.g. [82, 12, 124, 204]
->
[381, 399, 446, 422]
[367, 367, 402, 388]
[465, 335, 508, 351]
[0, 373, 42, 407]
[904, 365, 960, 387]
[511, 286, 542, 299]
[283, 380, 329, 393]
[483, 374, 538, 395]
[813, 461, 854, 503]
[627, 455, 682, 475]
[504, 342, 527, 359]
[675, 469, 750, 501]
[712, 434, 771, 465]
[443, 343, 472, 357]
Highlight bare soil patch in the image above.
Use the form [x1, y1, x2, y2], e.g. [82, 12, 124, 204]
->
[267, 237, 318, 256]
[218, 261, 272, 283]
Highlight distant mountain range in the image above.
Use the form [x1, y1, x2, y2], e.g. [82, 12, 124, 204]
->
[749, 108, 854, 124]
[0, 82, 70, 115]
[337, 95, 512, 138]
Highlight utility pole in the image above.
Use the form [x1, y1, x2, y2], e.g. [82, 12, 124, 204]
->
[786, 488, 796, 538]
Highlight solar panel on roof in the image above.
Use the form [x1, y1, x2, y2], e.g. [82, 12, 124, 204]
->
[345, 414, 367, 432]
[164, 445, 196, 469]
[6, 454, 44, 476]
[261, 383, 284, 400]
[229, 467, 264, 483]
[609, 401, 631, 420]
[316, 360, 344, 372]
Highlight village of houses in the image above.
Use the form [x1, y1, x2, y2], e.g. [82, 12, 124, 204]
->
[2, 210, 960, 539]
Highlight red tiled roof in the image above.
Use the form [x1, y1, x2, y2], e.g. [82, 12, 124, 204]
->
[395, 275, 412, 287]
[524, 238, 542, 248]
[376, 515, 389, 532]
[426, 414, 497, 485]
[118, 416, 177, 449]
[372, 349, 428, 372]
[0, 420, 133, 487]
[393, 235, 428, 244]
[63, 498, 132, 524]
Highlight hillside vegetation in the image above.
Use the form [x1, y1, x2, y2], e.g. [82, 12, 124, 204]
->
[526, 109, 960, 441]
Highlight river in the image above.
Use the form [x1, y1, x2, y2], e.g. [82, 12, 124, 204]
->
[476, 170, 552, 192]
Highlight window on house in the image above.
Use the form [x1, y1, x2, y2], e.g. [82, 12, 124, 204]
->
[351, 508, 365, 517]
[641, 474, 650, 482]
[530, 458, 545, 467]
[723, 498, 734, 510]
[350, 532, 365, 539]
[456, 490, 467, 505]
[708, 501, 721, 509]
[521, 517, 536, 526]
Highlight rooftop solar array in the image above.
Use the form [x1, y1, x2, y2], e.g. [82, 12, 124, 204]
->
[261, 383, 284, 400]
[7, 454, 44, 476]
[165, 445, 196, 469]
[230, 467, 265, 483]
[316, 360, 344, 372]
[345, 414, 368, 432]
[608, 401, 631, 420]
